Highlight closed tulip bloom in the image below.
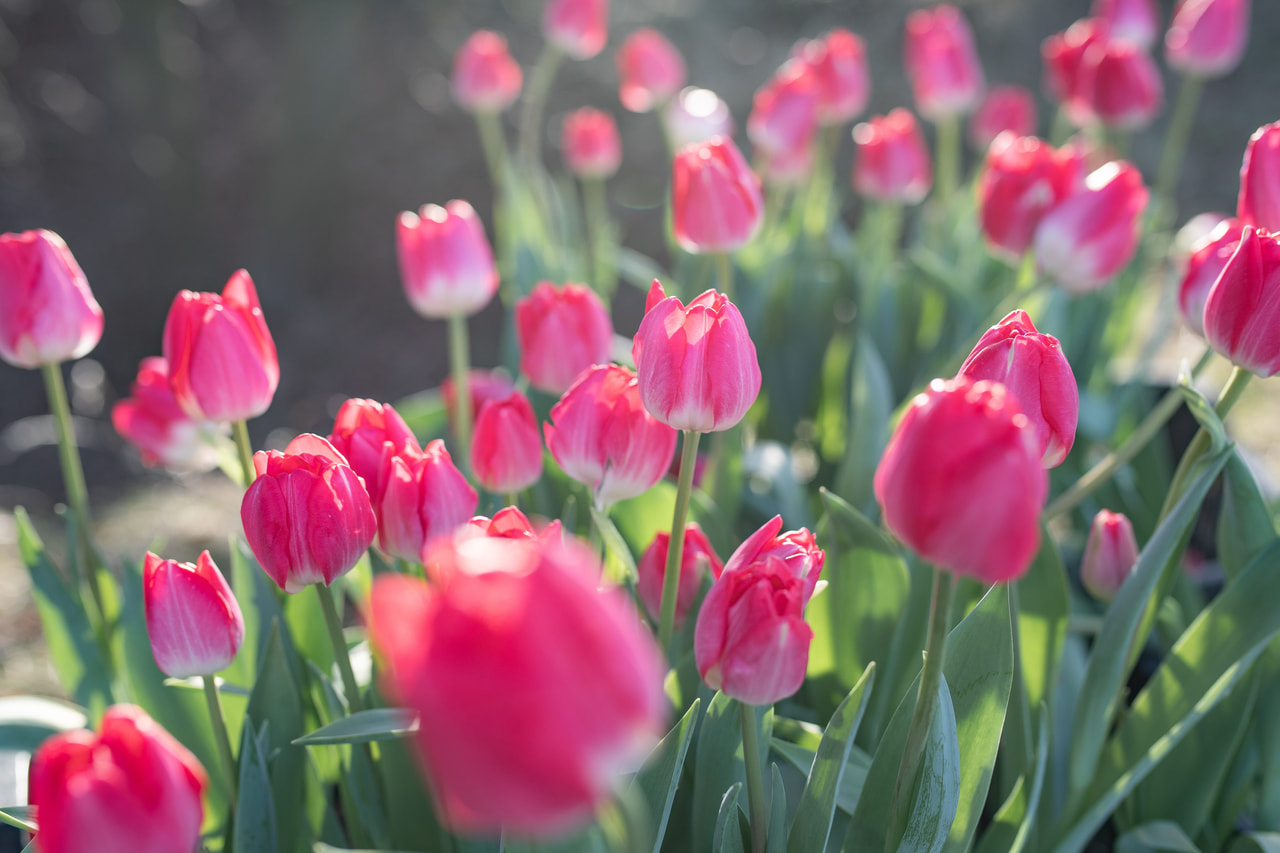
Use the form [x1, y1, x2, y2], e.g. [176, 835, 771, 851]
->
[544, 0, 608, 60]
[378, 439, 478, 562]
[396, 200, 499, 319]
[442, 369, 517, 431]
[632, 281, 761, 432]
[636, 524, 724, 627]
[453, 31, 522, 114]
[471, 391, 544, 494]
[328, 398, 421, 503]
[1034, 160, 1149, 294]
[561, 108, 622, 179]
[112, 357, 223, 472]
[796, 28, 870, 126]
[1179, 218, 1245, 335]
[0, 229, 103, 369]
[162, 270, 279, 423]
[852, 109, 933, 204]
[30, 704, 206, 853]
[904, 4, 985, 121]
[671, 136, 763, 253]
[545, 364, 677, 508]
[368, 536, 666, 836]
[958, 310, 1079, 467]
[1081, 509, 1140, 602]
[465, 506, 563, 543]
[663, 87, 735, 149]
[241, 434, 377, 593]
[143, 551, 244, 678]
[516, 282, 613, 394]
[969, 86, 1038, 151]
[1042, 19, 1109, 108]
[978, 133, 1084, 259]
[874, 377, 1047, 584]
[1203, 226, 1280, 377]
[1074, 39, 1163, 129]
[1238, 122, 1280, 232]
[1093, 0, 1161, 48]
[617, 29, 685, 113]
[747, 59, 820, 160]
[1166, 0, 1250, 78]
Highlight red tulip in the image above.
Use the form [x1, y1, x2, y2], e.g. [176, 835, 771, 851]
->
[796, 28, 870, 126]
[544, 0, 608, 60]
[636, 523, 723, 627]
[1238, 121, 1280, 232]
[978, 133, 1084, 259]
[904, 4, 985, 121]
[1166, 0, 1250, 78]
[30, 704, 206, 853]
[162, 270, 278, 424]
[516, 281, 613, 394]
[328, 398, 421, 504]
[0, 229, 103, 369]
[1203, 226, 1280, 377]
[452, 31, 523, 114]
[1093, 0, 1161, 48]
[144, 550, 244, 678]
[1073, 38, 1163, 129]
[241, 434, 377, 593]
[112, 357, 223, 471]
[874, 377, 1047, 584]
[442, 369, 517, 431]
[396, 200, 499, 319]
[544, 364, 677, 508]
[958, 310, 1079, 468]
[663, 87, 734, 149]
[561, 107, 622, 179]
[378, 439, 478, 562]
[368, 536, 666, 836]
[671, 136, 763, 253]
[1081, 509, 1139, 601]
[1179, 217, 1245, 335]
[852, 109, 933, 204]
[617, 29, 685, 113]
[969, 86, 1038, 151]
[1042, 19, 1109, 108]
[747, 59, 819, 161]
[471, 391, 544, 494]
[465, 506, 563, 543]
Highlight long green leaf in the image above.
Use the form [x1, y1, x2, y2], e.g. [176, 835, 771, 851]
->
[1217, 453, 1278, 581]
[714, 783, 746, 853]
[0, 807, 36, 833]
[770, 740, 871, 816]
[898, 674, 961, 853]
[974, 714, 1049, 853]
[694, 692, 772, 853]
[768, 763, 788, 853]
[833, 335, 893, 513]
[236, 721, 279, 853]
[1115, 821, 1202, 853]
[292, 708, 418, 745]
[1232, 833, 1280, 853]
[631, 698, 701, 853]
[247, 620, 308, 853]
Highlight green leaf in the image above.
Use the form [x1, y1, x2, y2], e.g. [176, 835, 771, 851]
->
[767, 763, 788, 853]
[631, 698, 701, 853]
[834, 334, 893, 513]
[1115, 821, 1202, 853]
[1015, 528, 1070, 721]
[788, 663, 875, 853]
[1217, 453, 1278, 581]
[974, 714, 1049, 853]
[694, 693, 772, 853]
[0, 695, 86, 752]
[1232, 833, 1280, 853]
[770, 740, 871, 817]
[292, 708, 418, 745]
[236, 721, 279, 853]
[592, 505, 638, 585]
[1176, 381, 1229, 455]
[714, 783, 746, 853]
[898, 674, 961, 853]
[0, 807, 36, 833]
[313, 846, 418, 853]
[247, 620, 308, 853]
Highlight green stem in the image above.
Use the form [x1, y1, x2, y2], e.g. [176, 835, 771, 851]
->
[739, 702, 768, 853]
[203, 675, 238, 806]
[506, 491, 520, 509]
[657, 430, 702, 652]
[885, 569, 954, 853]
[233, 420, 256, 487]
[517, 45, 562, 168]
[1049, 107, 1072, 147]
[582, 176, 613, 298]
[316, 583, 364, 714]
[879, 202, 905, 272]
[935, 117, 960, 205]
[802, 124, 841, 236]
[715, 253, 733, 301]
[1158, 365, 1252, 522]
[41, 363, 97, 604]
[448, 313, 473, 472]
[1153, 75, 1204, 228]
[475, 110, 510, 192]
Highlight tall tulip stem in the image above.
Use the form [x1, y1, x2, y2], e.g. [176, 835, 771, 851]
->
[476, 111, 510, 191]
[448, 313, 474, 471]
[1153, 75, 1204, 228]
[316, 583, 365, 714]
[658, 430, 702, 652]
[935, 116, 960, 205]
[203, 675, 238, 806]
[517, 45, 563, 168]
[739, 702, 768, 853]
[715, 253, 733, 301]
[232, 420, 256, 488]
[582, 176, 613, 298]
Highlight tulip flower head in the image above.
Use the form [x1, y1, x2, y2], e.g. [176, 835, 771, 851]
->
[617, 28, 685, 113]
[747, 59, 820, 162]
[1081, 509, 1139, 602]
[0, 229, 103, 370]
[1073, 38, 1164, 130]
[969, 86, 1038, 151]
[663, 87, 735, 149]
[396, 200, 499, 319]
[471, 391, 544, 494]
[1166, 0, 1251, 78]
[378, 438, 479, 563]
[1238, 121, 1280, 233]
[328, 398, 421, 504]
[516, 281, 613, 394]
[671, 136, 764, 254]
[796, 28, 870, 126]
[442, 369, 518, 432]
[1042, 19, 1110, 110]
[852, 109, 933, 205]
[561, 108, 622, 179]
[904, 4, 986, 121]
[636, 523, 724, 627]
[453, 30, 523, 114]
[978, 133, 1084, 260]
[144, 550, 245, 678]
[1179, 217, 1245, 335]
[1203, 226, 1280, 377]
[112, 356, 225, 472]
[544, 0, 608, 60]
[1092, 0, 1161, 48]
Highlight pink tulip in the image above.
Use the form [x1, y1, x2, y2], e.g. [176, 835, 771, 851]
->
[471, 391, 544, 494]
[1203, 226, 1280, 377]
[796, 28, 870, 126]
[977, 133, 1084, 260]
[904, 4, 985, 121]
[162, 269, 279, 423]
[617, 29, 685, 113]
[874, 377, 1047, 584]
[465, 506, 563, 543]
[723, 515, 824, 597]
[852, 109, 933, 204]
[1042, 19, 1109, 108]
[958, 310, 1079, 467]
[0, 229, 103, 369]
[1179, 217, 1245, 335]
[969, 86, 1038, 151]
[327, 398, 421, 504]
[1073, 38, 1164, 129]
[636, 524, 724, 627]
[663, 87, 735, 149]
[561, 107, 622, 179]
[1238, 121, 1280, 232]
[544, 364, 677, 508]
[441, 369, 517, 432]
[378, 439, 478, 562]
[747, 59, 819, 161]
[396, 200, 499, 319]
[143, 550, 244, 678]
[1080, 509, 1140, 601]
[1093, 0, 1161, 48]
[241, 434, 377, 593]
[632, 280, 761, 432]
[452, 30, 523, 114]
[671, 136, 763, 254]
[112, 357, 222, 471]
[516, 282, 613, 394]
[1166, 0, 1250, 78]
[368, 536, 666, 836]
[30, 705, 206, 853]
[544, 0, 608, 60]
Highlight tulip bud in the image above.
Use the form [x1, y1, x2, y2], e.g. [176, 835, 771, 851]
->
[958, 310, 1079, 467]
[545, 364, 677, 508]
[1203, 226, 1280, 377]
[328, 398, 421, 503]
[453, 31, 523, 114]
[852, 109, 933, 204]
[1074, 38, 1164, 129]
[465, 506, 563, 543]
[368, 536, 666, 836]
[747, 59, 819, 161]
[162, 269, 279, 423]
[632, 281, 761, 432]
[796, 28, 870, 126]
[30, 704, 206, 853]
[1034, 160, 1149, 294]
[978, 133, 1083, 259]
[617, 28, 685, 113]
[241, 434, 378, 593]
[1081, 509, 1139, 602]
[544, 0, 608, 60]
[516, 281, 613, 394]
[1238, 121, 1280, 232]
[1092, 0, 1161, 48]
[112, 357, 224, 472]
[874, 377, 1047, 584]
[1042, 19, 1109, 110]
[396, 200, 499, 319]
[1166, 0, 1250, 78]
[671, 136, 764, 253]
[663, 87, 735, 149]
[442, 368, 517, 430]
[561, 108, 622, 179]
[378, 439, 478, 562]
[904, 4, 985, 121]
[969, 86, 1038, 151]
[636, 524, 723, 627]
[144, 550, 244, 678]
[0, 229, 103, 369]
[1179, 217, 1245, 335]
[471, 391, 544, 494]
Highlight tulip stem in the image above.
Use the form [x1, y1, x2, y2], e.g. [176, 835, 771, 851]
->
[935, 116, 960, 206]
[739, 702, 768, 853]
[658, 430, 702, 653]
[1158, 364, 1252, 523]
[476, 110, 509, 191]
[448, 313, 474, 473]
[316, 583, 364, 714]
[203, 675, 238, 807]
[582, 176, 614, 298]
[517, 44, 562, 168]
[715, 253, 733, 301]
[1153, 75, 1204, 229]
[232, 420, 256, 488]
[885, 568, 954, 853]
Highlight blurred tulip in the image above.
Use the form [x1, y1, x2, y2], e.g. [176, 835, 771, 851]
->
[874, 377, 1047, 584]
[671, 136, 764, 253]
[852, 109, 933, 204]
[1093, 0, 1161, 48]
[378, 439, 478, 562]
[1042, 19, 1109, 107]
[904, 4, 985, 121]
[617, 29, 685, 113]
[465, 506, 563, 543]
[162, 269, 278, 423]
[1238, 121, 1280, 232]
[30, 704, 206, 853]
[796, 28, 870, 125]
[1074, 38, 1164, 129]
[978, 133, 1083, 259]
[958, 310, 1079, 467]
[1166, 0, 1250, 78]
[442, 369, 518, 430]
[112, 357, 223, 472]
[471, 391, 544, 494]
[1179, 217, 1245, 335]
[328, 398, 421, 504]
[241, 434, 377, 593]
[1081, 509, 1139, 602]
[544, 0, 608, 60]
[516, 281, 613, 394]
[561, 107, 622, 179]
[0, 229, 103, 370]
[453, 31, 523, 113]
[636, 524, 723, 627]
[747, 59, 819, 160]
[144, 550, 244, 678]
[396, 200, 499, 319]
[663, 87, 734, 149]
[969, 86, 1038, 151]
[1203, 226, 1280, 377]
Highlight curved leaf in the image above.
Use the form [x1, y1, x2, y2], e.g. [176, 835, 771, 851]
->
[292, 708, 418, 746]
[631, 698, 702, 853]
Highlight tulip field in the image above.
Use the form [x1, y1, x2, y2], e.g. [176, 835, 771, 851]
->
[4, 0, 1280, 852]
